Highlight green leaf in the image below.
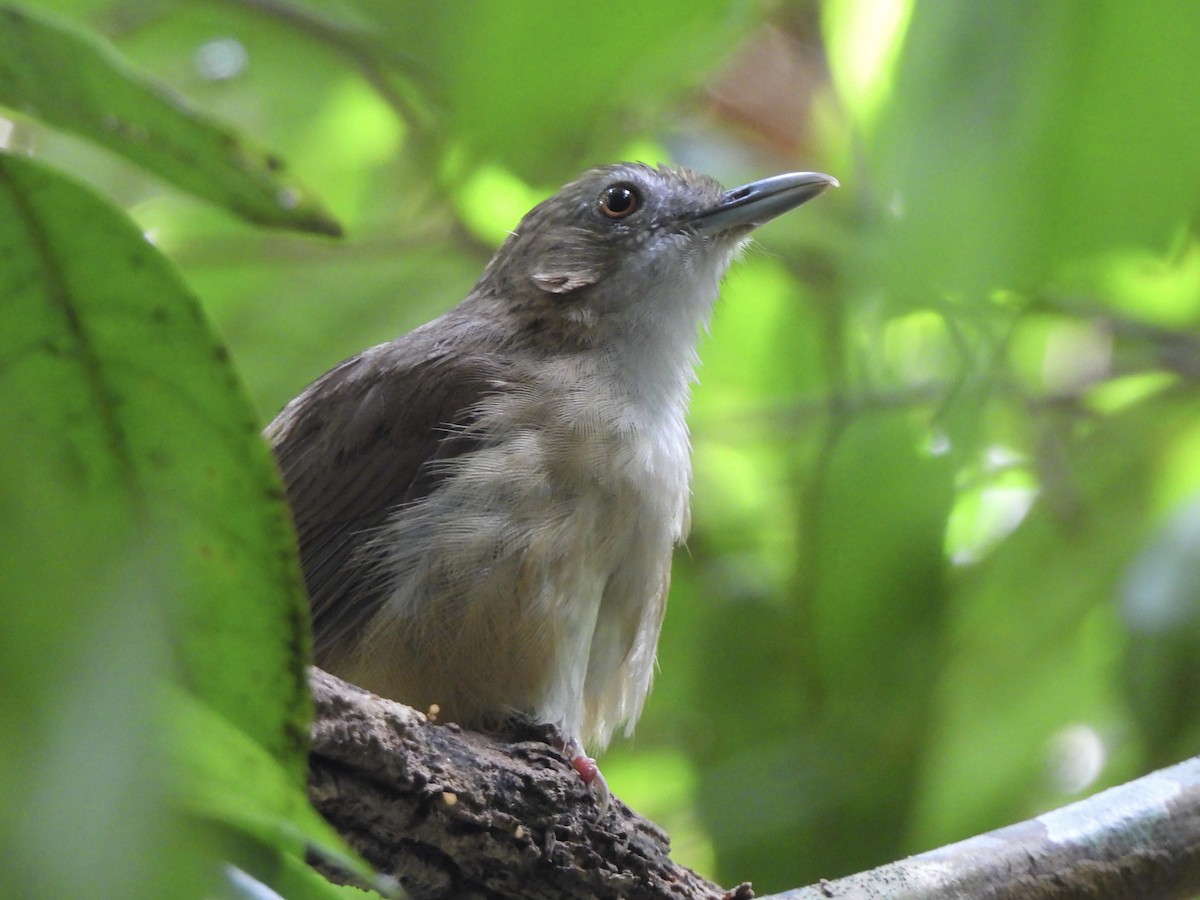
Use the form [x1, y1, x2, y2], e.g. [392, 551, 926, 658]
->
[691, 413, 956, 889]
[867, 0, 1200, 300]
[0, 149, 311, 781]
[913, 395, 1197, 845]
[170, 688, 387, 898]
[0, 430, 195, 898]
[351, 0, 754, 181]
[0, 3, 341, 235]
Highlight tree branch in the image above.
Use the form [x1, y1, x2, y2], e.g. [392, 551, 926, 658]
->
[762, 756, 1200, 900]
[306, 667, 745, 900]
[308, 667, 1200, 899]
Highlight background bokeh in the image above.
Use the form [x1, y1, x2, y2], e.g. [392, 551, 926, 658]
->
[4, 0, 1200, 895]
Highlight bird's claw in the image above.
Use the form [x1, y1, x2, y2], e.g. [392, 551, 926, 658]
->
[562, 737, 611, 818]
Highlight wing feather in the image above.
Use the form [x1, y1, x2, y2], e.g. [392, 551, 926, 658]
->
[267, 318, 505, 660]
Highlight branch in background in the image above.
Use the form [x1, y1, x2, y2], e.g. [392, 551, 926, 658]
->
[761, 756, 1200, 900]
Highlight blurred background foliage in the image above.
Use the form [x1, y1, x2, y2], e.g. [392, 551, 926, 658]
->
[3, 0, 1200, 895]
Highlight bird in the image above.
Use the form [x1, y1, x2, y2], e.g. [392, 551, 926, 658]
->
[267, 161, 837, 797]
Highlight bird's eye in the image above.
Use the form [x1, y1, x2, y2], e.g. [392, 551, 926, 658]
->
[598, 183, 641, 219]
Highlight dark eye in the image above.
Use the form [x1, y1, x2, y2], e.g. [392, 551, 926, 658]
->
[599, 183, 641, 219]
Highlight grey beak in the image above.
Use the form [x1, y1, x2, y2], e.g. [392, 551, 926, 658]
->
[693, 171, 839, 235]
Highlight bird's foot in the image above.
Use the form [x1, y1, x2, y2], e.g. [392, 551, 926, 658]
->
[506, 717, 611, 817]
[560, 736, 610, 818]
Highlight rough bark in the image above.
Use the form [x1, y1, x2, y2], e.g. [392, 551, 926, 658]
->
[307, 667, 748, 900]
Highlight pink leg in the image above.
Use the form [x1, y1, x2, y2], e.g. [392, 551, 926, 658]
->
[560, 737, 611, 817]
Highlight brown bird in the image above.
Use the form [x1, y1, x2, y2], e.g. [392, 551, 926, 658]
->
[267, 162, 836, 794]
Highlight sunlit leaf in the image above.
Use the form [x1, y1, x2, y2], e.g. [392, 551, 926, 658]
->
[866, 1, 1200, 302]
[0, 150, 310, 778]
[0, 3, 341, 235]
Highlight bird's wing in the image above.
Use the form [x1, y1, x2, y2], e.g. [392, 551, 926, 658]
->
[267, 331, 502, 660]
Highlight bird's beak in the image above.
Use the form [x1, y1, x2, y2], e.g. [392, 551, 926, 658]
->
[692, 171, 839, 235]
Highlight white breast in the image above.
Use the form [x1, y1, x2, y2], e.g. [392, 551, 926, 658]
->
[364, 360, 693, 749]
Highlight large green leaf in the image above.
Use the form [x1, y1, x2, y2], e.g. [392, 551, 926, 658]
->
[0, 3, 340, 235]
[865, 0, 1200, 301]
[0, 149, 311, 779]
[0, 417, 188, 899]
